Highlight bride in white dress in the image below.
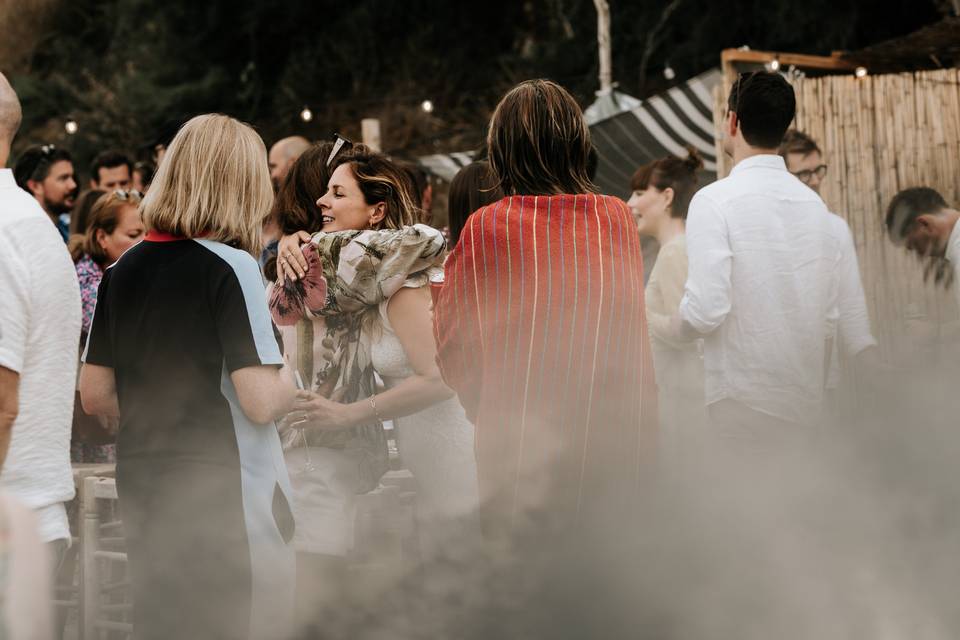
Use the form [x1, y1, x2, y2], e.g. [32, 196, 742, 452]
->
[274, 146, 480, 562]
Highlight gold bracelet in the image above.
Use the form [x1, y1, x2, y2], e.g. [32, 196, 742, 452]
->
[368, 395, 384, 424]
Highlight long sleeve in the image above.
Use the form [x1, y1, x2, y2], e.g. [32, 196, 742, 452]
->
[679, 193, 732, 334]
[833, 217, 876, 357]
[645, 238, 689, 349]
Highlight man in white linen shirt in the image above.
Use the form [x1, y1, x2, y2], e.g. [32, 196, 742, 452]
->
[675, 71, 842, 436]
[885, 187, 960, 309]
[0, 72, 81, 571]
[779, 129, 878, 393]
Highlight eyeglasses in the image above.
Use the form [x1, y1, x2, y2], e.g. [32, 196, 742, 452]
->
[325, 133, 354, 167]
[113, 189, 143, 201]
[791, 164, 828, 184]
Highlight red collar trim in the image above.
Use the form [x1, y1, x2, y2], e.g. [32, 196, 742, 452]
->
[144, 230, 189, 242]
[144, 231, 210, 242]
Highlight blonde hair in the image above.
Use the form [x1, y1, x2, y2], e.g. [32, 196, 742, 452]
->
[141, 114, 272, 254]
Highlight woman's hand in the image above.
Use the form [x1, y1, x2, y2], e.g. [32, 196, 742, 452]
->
[290, 388, 360, 432]
[276, 231, 312, 281]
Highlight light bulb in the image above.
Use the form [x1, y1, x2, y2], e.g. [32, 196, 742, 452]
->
[663, 65, 676, 81]
[855, 66, 868, 78]
[421, 99, 434, 114]
[765, 58, 781, 72]
[300, 106, 313, 122]
[64, 118, 78, 135]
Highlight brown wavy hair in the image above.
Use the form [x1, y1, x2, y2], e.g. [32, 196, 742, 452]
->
[330, 145, 419, 230]
[273, 141, 335, 237]
[630, 148, 704, 220]
[487, 79, 596, 196]
[447, 160, 503, 246]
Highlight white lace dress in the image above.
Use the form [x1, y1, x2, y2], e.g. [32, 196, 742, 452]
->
[372, 294, 481, 555]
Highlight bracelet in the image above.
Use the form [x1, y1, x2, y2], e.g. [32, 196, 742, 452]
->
[368, 395, 384, 424]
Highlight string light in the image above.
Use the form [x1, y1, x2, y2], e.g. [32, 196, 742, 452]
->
[64, 117, 78, 135]
[765, 58, 781, 72]
[299, 106, 313, 122]
[421, 99, 434, 114]
[855, 66, 868, 79]
[663, 65, 676, 81]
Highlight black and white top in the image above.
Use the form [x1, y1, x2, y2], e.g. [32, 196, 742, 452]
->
[83, 230, 294, 639]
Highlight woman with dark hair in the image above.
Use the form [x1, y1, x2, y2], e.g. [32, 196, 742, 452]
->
[628, 150, 705, 461]
[447, 160, 503, 247]
[271, 144, 479, 619]
[433, 79, 658, 531]
[68, 188, 106, 236]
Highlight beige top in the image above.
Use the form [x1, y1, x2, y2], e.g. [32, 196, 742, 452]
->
[645, 235, 701, 394]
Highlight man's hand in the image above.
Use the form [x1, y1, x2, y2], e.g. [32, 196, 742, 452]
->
[0, 366, 19, 472]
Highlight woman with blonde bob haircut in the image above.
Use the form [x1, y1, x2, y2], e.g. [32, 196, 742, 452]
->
[142, 113, 273, 255]
[80, 113, 298, 639]
[434, 79, 658, 531]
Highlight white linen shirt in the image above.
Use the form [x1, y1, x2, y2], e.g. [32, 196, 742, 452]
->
[679, 155, 842, 425]
[0, 168, 81, 542]
[946, 219, 960, 311]
[825, 213, 876, 388]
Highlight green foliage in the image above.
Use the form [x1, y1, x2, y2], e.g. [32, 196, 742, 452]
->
[9, 0, 942, 180]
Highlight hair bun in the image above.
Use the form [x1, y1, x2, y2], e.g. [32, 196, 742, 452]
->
[683, 146, 704, 171]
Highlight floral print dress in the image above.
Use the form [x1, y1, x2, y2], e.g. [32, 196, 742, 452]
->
[72, 254, 116, 463]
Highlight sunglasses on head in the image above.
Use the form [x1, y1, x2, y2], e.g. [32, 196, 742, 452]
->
[325, 133, 354, 167]
[113, 189, 143, 201]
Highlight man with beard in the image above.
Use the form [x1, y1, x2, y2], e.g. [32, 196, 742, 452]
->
[14, 144, 77, 241]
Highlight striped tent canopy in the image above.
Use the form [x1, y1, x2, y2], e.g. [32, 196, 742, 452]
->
[417, 68, 722, 196]
[591, 68, 721, 200]
[418, 151, 477, 183]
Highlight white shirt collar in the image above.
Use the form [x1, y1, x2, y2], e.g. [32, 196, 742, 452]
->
[729, 154, 787, 176]
[0, 168, 15, 188]
[946, 217, 960, 265]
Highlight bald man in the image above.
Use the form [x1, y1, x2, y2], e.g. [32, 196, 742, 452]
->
[0, 72, 81, 581]
[268, 135, 310, 190]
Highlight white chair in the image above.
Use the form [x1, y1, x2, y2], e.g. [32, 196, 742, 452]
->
[80, 476, 132, 640]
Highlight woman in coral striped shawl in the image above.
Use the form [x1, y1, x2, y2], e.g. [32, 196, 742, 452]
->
[433, 79, 658, 533]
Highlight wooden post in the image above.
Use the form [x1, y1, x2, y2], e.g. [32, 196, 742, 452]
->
[81, 476, 100, 640]
[593, 0, 612, 94]
[361, 118, 381, 152]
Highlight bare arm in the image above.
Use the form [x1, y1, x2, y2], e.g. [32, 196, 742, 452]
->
[0, 366, 19, 472]
[367, 286, 455, 417]
[79, 363, 120, 418]
[231, 365, 297, 425]
[293, 286, 455, 430]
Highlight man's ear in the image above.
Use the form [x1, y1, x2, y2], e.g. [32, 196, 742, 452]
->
[916, 214, 936, 232]
[726, 111, 739, 139]
[25, 178, 43, 198]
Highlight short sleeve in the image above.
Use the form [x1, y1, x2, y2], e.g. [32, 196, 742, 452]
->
[82, 268, 114, 367]
[0, 231, 28, 373]
[213, 254, 284, 373]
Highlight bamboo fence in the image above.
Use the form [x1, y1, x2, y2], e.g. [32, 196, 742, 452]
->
[714, 69, 960, 365]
